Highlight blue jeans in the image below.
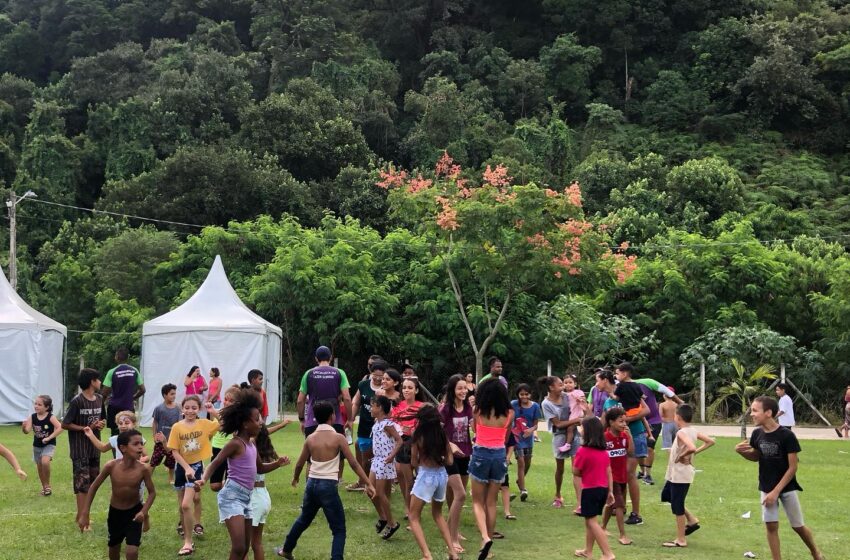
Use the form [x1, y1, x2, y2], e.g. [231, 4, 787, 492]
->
[282, 478, 346, 560]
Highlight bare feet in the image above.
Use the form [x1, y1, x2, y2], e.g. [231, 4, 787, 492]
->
[16, 469, 27, 481]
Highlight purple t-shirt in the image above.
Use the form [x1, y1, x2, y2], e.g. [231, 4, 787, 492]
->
[639, 384, 661, 424]
[439, 401, 474, 456]
[300, 366, 350, 428]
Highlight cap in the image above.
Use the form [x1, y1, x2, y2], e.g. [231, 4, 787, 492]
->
[315, 346, 332, 361]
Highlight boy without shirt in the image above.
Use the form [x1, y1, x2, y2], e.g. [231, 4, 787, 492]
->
[735, 396, 824, 560]
[277, 401, 375, 560]
[79, 430, 156, 560]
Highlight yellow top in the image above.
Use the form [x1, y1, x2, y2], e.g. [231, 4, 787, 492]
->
[167, 418, 219, 464]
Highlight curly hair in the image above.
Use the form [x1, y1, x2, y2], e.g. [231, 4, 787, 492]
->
[411, 405, 448, 466]
[218, 388, 263, 436]
[475, 378, 511, 418]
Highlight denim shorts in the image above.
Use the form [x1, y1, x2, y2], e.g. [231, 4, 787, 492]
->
[174, 461, 204, 489]
[33, 444, 56, 463]
[468, 446, 508, 484]
[632, 433, 648, 458]
[218, 479, 253, 522]
[250, 487, 271, 526]
[357, 437, 372, 452]
[412, 465, 448, 503]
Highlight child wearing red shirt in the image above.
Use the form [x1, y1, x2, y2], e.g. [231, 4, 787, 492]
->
[602, 407, 634, 546]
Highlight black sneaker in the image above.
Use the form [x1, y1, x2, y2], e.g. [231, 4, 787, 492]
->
[636, 471, 645, 480]
[520, 490, 528, 502]
[643, 475, 655, 485]
[625, 512, 643, 525]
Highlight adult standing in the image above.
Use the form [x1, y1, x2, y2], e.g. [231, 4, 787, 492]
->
[207, 367, 222, 410]
[297, 346, 352, 437]
[634, 376, 683, 485]
[479, 357, 508, 387]
[184, 365, 207, 399]
[102, 347, 145, 437]
[348, 357, 385, 491]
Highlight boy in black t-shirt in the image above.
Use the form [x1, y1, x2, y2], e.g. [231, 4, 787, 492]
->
[735, 396, 824, 560]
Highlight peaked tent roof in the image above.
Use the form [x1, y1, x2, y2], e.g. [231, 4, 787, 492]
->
[143, 255, 282, 336]
[0, 265, 67, 335]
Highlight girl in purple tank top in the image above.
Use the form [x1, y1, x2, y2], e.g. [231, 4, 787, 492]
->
[197, 389, 291, 559]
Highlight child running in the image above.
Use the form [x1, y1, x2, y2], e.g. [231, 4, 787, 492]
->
[150, 384, 180, 484]
[572, 416, 615, 560]
[409, 405, 458, 560]
[210, 386, 239, 491]
[277, 401, 375, 560]
[511, 383, 542, 502]
[391, 377, 424, 517]
[558, 375, 585, 453]
[660, 404, 714, 548]
[78, 430, 156, 560]
[167, 395, 220, 556]
[440, 374, 474, 555]
[248, 425, 284, 560]
[601, 407, 633, 546]
[735, 396, 824, 560]
[468, 378, 513, 560]
[22, 394, 62, 495]
[369, 395, 403, 539]
[195, 388, 290, 560]
[0, 442, 27, 480]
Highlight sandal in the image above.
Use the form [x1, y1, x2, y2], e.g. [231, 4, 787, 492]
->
[177, 523, 184, 537]
[685, 523, 700, 535]
[375, 519, 387, 534]
[491, 532, 504, 539]
[42, 487, 52, 496]
[275, 548, 294, 559]
[662, 541, 687, 548]
[177, 544, 194, 556]
[551, 497, 564, 508]
[504, 514, 517, 520]
[192, 523, 204, 536]
[478, 540, 493, 560]
[381, 522, 401, 540]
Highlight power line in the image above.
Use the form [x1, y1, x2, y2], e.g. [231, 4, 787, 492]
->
[19, 196, 850, 253]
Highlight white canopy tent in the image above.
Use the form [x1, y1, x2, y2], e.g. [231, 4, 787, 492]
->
[140, 255, 282, 425]
[0, 265, 66, 424]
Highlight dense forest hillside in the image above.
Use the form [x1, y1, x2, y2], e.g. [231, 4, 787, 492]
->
[2, 0, 850, 410]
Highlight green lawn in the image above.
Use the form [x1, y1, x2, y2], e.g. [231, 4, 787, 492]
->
[0, 425, 847, 559]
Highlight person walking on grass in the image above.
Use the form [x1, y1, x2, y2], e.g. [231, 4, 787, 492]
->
[468, 378, 513, 560]
[0, 442, 27, 480]
[150, 384, 180, 485]
[572, 416, 615, 560]
[601, 407, 633, 547]
[368, 396, 403, 540]
[539, 375, 583, 511]
[78, 430, 155, 560]
[735, 396, 825, 560]
[511, 383, 542, 502]
[167, 395, 220, 556]
[194, 389, 290, 560]
[409, 405, 459, 560]
[440, 373, 474, 555]
[102, 347, 145, 438]
[660, 404, 714, 549]
[22, 394, 62, 495]
[62, 368, 106, 531]
[277, 401, 375, 560]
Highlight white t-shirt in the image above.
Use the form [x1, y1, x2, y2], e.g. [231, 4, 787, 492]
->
[777, 394, 795, 427]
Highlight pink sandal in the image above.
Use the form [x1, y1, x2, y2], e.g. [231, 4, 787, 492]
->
[552, 497, 564, 508]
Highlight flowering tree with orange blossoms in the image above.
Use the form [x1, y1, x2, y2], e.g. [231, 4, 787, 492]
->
[378, 152, 637, 379]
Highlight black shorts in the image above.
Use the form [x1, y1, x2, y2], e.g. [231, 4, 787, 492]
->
[108, 503, 143, 547]
[445, 456, 470, 477]
[396, 435, 412, 465]
[580, 486, 609, 518]
[106, 404, 124, 436]
[648, 423, 662, 450]
[210, 447, 228, 485]
[661, 481, 690, 516]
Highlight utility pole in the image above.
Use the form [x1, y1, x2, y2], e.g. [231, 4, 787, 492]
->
[5, 189, 37, 292]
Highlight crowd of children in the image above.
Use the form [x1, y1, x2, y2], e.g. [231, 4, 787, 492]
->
[0, 351, 836, 560]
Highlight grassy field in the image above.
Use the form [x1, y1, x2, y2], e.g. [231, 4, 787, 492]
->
[1, 425, 847, 560]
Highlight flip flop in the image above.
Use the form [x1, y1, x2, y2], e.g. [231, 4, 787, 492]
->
[381, 522, 401, 540]
[491, 532, 504, 539]
[685, 523, 700, 535]
[478, 540, 493, 560]
[192, 523, 204, 536]
[662, 541, 687, 547]
[177, 544, 194, 556]
[505, 514, 517, 520]
[574, 551, 591, 558]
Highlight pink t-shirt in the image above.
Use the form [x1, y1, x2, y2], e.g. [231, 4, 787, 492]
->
[567, 389, 585, 420]
[186, 375, 206, 395]
[573, 446, 610, 489]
